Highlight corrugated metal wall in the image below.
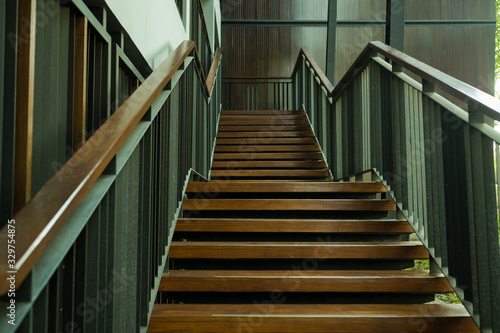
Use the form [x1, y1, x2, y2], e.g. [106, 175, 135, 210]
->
[221, 0, 328, 77]
[221, 0, 495, 97]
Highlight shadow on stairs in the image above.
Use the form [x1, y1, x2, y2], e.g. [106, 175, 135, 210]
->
[148, 110, 479, 332]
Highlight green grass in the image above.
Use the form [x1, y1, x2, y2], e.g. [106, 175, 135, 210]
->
[407, 259, 462, 304]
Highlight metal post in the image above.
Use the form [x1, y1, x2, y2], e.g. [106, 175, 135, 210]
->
[326, 0, 337, 84]
[385, 0, 406, 51]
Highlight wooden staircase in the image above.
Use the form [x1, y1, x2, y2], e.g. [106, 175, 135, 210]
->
[149, 110, 479, 332]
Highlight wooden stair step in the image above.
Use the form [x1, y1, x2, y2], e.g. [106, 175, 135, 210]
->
[210, 170, 330, 178]
[213, 152, 324, 160]
[211, 161, 327, 169]
[214, 145, 320, 152]
[219, 125, 311, 131]
[186, 181, 387, 193]
[221, 110, 305, 115]
[216, 138, 317, 145]
[182, 199, 396, 211]
[149, 304, 479, 333]
[175, 218, 414, 233]
[159, 270, 453, 293]
[169, 241, 428, 259]
[219, 120, 309, 126]
[217, 131, 315, 138]
[219, 115, 306, 120]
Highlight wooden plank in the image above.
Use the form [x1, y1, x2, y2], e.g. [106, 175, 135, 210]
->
[186, 181, 387, 193]
[219, 115, 306, 120]
[214, 145, 320, 152]
[73, 16, 88, 151]
[217, 131, 315, 138]
[218, 125, 311, 131]
[175, 218, 414, 233]
[210, 170, 330, 178]
[221, 110, 305, 115]
[169, 241, 428, 259]
[216, 138, 317, 145]
[149, 304, 479, 333]
[218, 119, 309, 126]
[182, 199, 396, 211]
[13, 0, 37, 213]
[206, 48, 222, 95]
[159, 270, 453, 293]
[213, 152, 323, 160]
[211, 161, 327, 169]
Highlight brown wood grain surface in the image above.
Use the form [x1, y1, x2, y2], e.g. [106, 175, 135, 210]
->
[214, 145, 320, 152]
[215, 137, 317, 145]
[149, 304, 479, 332]
[13, 0, 37, 214]
[169, 241, 428, 259]
[185, 181, 387, 193]
[217, 131, 315, 138]
[211, 160, 326, 168]
[213, 152, 323, 160]
[210, 170, 329, 178]
[182, 199, 396, 211]
[175, 218, 414, 233]
[160, 269, 453, 293]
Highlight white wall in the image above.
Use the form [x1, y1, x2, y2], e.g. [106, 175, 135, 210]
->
[104, 0, 187, 69]
[214, 0, 221, 45]
[104, 0, 221, 68]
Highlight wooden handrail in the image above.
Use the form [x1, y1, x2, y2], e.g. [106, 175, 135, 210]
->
[367, 41, 500, 120]
[222, 76, 292, 80]
[290, 48, 335, 95]
[0, 40, 222, 295]
[292, 41, 500, 121]
[206, 48, 222, 93]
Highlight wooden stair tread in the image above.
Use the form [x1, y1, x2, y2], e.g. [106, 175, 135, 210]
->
[219, 120, 310, 126]
[214, 145, 320, 152]
[210, 170, 330, 178]
[149, 304, 479, 332]
[152, 109, 477, 331]
[175, 218, 414, 233]
[182, 199, 396, 211]
[219, 125, 311, 131]
[221, 110, 305, 115]
[211, 161, 327, 169]
[213, 152, 323, 160]
[219, 115, 307, 120]
[159, 270, 453, 293]
[216, 138, 317, 144]
[169, 241, 429, 259]
[186, 181, 387, 193]
[217, 131, 315, 138]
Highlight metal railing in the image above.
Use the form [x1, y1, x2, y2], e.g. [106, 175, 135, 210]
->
[0, 41, 222, 333]
[222, 76, 293, 110]
[292, 41, 500, 332]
